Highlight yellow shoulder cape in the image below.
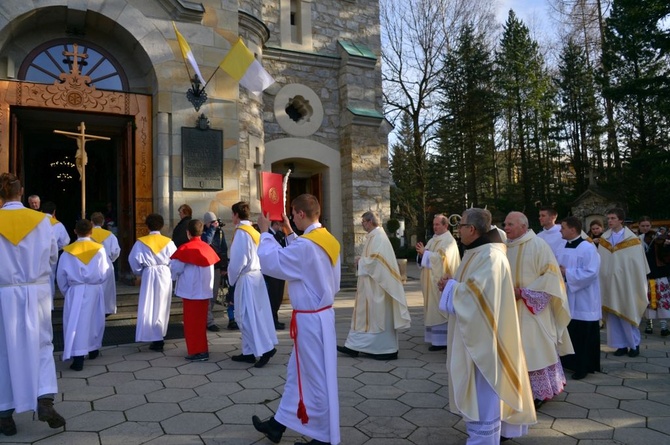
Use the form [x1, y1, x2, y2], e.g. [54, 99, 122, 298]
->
[91, 227, 112, 243]
[138, 233, 172, 254]
[0, 208, 46, 245]
[236, 224, 260, 246]
[302, 228, 340, 265]
[63, 240, 104, 265]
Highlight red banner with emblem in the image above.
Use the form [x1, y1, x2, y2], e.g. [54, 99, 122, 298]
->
[261, 172, 284, 221]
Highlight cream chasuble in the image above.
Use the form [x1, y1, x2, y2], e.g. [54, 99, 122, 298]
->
[599, 227, 649, 325]
[506, 230, 573, 370]
[421, 231, 461, 326]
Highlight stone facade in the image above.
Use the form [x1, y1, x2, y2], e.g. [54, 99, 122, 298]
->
[0, 0, 389, 269]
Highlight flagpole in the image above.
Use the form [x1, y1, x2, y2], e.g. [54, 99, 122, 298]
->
[204, 65, 221, 88]
[172, 22, 193, 83]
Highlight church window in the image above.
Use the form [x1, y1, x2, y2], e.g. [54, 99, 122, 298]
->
[281, 0, 312, 49]
[285, 95, 313, 124]
[19, 40, 127, 91]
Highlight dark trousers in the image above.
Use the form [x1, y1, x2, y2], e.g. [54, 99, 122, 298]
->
[264, 275, 285, 323]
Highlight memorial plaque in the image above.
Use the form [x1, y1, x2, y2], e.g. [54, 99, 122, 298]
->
[181, 127, 223, 190]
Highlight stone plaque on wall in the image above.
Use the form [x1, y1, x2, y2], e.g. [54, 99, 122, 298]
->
[181, 127, 223, 190]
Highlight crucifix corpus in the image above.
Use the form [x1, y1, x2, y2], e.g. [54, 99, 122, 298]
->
[53, 122, 110, 219]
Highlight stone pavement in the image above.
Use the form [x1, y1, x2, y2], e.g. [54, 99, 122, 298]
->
[3, 263, 670, 444]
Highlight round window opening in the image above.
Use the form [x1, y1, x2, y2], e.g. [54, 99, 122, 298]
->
[285, 96, 313, 124]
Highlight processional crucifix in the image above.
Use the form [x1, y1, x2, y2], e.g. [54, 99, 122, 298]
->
[54, 122, 110, 219]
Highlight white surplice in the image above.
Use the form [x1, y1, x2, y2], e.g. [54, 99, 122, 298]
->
[0, 202, 59, 414]
[257, 223, 341, 445]
[92, 226, 121, 314]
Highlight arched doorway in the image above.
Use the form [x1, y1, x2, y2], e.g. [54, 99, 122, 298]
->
[0, 40, 152, 273]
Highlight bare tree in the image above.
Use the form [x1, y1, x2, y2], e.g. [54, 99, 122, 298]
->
[381, 0, 495, 241]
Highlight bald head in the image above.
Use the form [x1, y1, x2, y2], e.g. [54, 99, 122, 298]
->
[504, 211, 528, 241]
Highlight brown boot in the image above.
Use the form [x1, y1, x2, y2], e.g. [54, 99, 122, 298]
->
[0, 415, 17, 436]
[37, 398, 66, 428]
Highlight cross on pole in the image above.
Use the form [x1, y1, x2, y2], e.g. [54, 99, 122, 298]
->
[54, 122, 110, 220]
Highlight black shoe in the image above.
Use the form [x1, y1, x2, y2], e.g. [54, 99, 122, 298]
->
[336, 345, 359, 357]
[661, 329, 670, 337]
[628, 346, 640, 357]
[645, 326, 653, 334]
[275, 321, 286, 330]
[571, 372, 587, 380]
[294, 440, 330, 445]
[255, 348, 277, 368]
[231, 353, 256, 363]
[368, 351, 398, 361]
[185, 352, 209, 362]
[88, 350, 99, 360]
[252, 415, 286, 444]
[534, 398, 544, 409]
[149, 341, 164, 352]
[0, 416, 16, 436]
[500, 437, 510, 443]
[227, 320, 239, 330]
[70, 356, 84, 371]
[613, 347, 628, 356]
[37, 398, 66, 429]
[428, 345, 447, 351]
[207, 324, 221, 332]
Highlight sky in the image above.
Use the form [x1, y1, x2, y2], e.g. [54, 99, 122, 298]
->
[496, 0, 554, 40]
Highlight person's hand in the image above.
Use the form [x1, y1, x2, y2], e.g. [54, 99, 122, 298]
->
[281, 213, 292, 234]
[416, 242, 425, 255]
[258, 213, 270, 233]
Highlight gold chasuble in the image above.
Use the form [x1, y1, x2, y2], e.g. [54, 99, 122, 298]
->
[506, 230, 573, 369]
[302, 228, 340, 265]
[63, 240, 104, 265]
[138, 234, 172, 254]
[599, 227, 649, 325]
[353, 227, 410, 332]
[0, 208, 46, 245]
[448, 242, 536, 425]
[421, 232, 461, 326]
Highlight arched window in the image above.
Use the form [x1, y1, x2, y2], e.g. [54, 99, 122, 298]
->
[19, 39, 127, 91]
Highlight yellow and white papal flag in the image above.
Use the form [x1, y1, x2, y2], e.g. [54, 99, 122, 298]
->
[219, 38, 275, 95]
[172, 22, 206, 85]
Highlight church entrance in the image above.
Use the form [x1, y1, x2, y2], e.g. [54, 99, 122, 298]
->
[12, 108, 136, 273]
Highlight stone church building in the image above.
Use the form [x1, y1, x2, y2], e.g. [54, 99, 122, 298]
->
[0, 0, 389, 272]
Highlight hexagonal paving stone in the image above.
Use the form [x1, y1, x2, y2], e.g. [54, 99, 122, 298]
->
[98, 420, 164, 445]
[194, 381, 244, 397]
[588, 408, 646, 428]
[565, 392, 619, 409]
[630, 362, 670, 374]
[552, 418, 614, 439]
[353, 360, 397, 372]
[238, 374, 285, 389]
[62, 385, 115, 402]
[114, 379, 164, 395]
[106, 360, 151, 372]
[407, 425, 464, 445]
[228, 388, 281, 404]
[340, 405, 367, 427]
[125, 402, 182, 422]
[26, 431, 101, 445]
[339, 390, 366, 407]
[215, 403, 275, 424]
[356, 384, 405, 400]
[338, 377, 364, 392]
[393, 378, 441, 393]
[596, 385, 646, 400]
[66, 410, 126, 432]
[134, 366, 179, 380]
[206, 368, 254, 382]
[403, 408, 462, 428]
[391, 367, 434, 380]
[356, 416, 416, 439]
[338, 364, 363, 378]
[161, 412, 220, 434]
[93, 394, 146, 411]
[398, 392, 448, 409]
[179, 395, 233, 413]
[355, 372, 400, 386]
[87, 372, 136, 387]
[620, 399, 670, 417]
[614, 426, 670, 444]
[176, 361, 221, 375]
[355, 399, 411, 417]
[145, 388, 197, 403]
[163, 374, 209, 389]
[516, 429, 578, 444]
[538, 401, 588, 419]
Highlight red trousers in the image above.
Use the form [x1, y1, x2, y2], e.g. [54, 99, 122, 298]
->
[182, 298, 209, 355]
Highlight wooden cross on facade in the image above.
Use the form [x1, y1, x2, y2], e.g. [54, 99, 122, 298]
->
[54, 122, 110, 219]
[62, 43, 88, 77]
